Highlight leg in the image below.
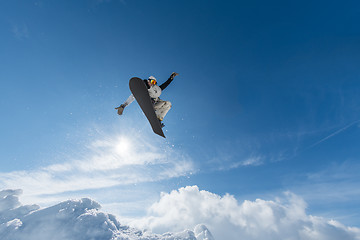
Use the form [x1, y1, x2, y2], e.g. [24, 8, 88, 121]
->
[153, 100, 172, 121]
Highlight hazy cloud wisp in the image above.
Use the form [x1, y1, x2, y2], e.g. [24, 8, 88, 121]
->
[0, 132, 194, 204]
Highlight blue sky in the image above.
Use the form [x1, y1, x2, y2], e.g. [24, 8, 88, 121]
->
[1, 0, 360, 234]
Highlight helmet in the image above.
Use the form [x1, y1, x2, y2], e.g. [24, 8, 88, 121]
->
[148, 76, 157, 85]
[148, 76, 157, 81]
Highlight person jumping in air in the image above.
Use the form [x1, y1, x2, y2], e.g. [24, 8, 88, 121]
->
[115, 72, 179, 128]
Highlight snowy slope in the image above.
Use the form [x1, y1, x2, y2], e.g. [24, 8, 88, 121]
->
[0, 189, 214, 240]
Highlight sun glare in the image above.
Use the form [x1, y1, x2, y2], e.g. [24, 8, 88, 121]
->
[114, 136, 133, 156]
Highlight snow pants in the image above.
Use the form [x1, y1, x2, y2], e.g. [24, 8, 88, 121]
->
[153, 100, 172, 121]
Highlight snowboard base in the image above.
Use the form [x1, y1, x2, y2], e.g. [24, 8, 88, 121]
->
[129, 77, 165, 138]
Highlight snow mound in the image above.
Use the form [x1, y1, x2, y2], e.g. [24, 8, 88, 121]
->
[0, 189, 213, 240]
[194, 224, 215, 240]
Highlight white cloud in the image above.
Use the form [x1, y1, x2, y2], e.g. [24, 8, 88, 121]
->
[229, 156, 263, 168]
[1, 186, 359, 240]
[0, 189, 212, 240]
[0, 131, 194, 206]
[129, 186, 360, 240]
[208, 151, 264, 171]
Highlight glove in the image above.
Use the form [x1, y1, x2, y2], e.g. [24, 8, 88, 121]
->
[115, 104, 126, 115]
[170, 72, 179, 80]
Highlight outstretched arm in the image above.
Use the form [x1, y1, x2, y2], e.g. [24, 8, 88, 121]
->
[115, 94, 135, 115]
[159, 72, 179, 90]
[124, 94, 135, 106]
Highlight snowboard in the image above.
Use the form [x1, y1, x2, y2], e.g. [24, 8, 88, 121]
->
[129, 77, 166, 138]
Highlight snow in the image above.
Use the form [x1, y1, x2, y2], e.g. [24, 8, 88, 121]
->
[0, 189, 214, 240]
[194, 225, 215, 240]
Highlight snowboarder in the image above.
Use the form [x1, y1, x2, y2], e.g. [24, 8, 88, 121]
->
[116, 72, 179, 127]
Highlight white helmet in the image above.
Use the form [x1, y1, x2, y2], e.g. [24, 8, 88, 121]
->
[148, 76, 157, 81]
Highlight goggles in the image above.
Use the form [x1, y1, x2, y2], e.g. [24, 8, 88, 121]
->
[150, 79, 157, 85]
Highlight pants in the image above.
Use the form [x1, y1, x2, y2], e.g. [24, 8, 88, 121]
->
[153, 100, 172, 121]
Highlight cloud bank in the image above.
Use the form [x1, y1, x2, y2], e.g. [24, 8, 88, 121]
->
[0, 189, 213, 240]
[130, 186, 360, 240]
[1, 186, 360, 240]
